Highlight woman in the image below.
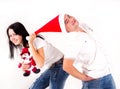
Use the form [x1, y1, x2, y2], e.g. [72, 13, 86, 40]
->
[6, 22, 69, 89]
[62, 14, 116, 89]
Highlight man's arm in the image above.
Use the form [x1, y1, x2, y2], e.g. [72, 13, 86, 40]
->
[63, 58, 94, 81]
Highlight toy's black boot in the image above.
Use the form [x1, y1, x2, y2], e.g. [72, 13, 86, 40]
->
[23, 71, 30, 77]
[32, 67, 40, 74]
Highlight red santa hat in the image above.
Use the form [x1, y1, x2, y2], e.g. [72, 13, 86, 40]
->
[20, 48, 30, 56]
[34, 13, 67, 35]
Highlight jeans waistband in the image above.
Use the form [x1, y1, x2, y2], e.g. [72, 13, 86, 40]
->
[50, 57, 63, 68]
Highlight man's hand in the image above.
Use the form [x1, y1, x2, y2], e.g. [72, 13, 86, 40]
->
[85, 75, 95, 81]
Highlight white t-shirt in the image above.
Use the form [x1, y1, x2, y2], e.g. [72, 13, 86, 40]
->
[62, 31, 110, 78]
[33, 37, 63, 69]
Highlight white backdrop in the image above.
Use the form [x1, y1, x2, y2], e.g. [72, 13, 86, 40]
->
[0, 0, 120, 89]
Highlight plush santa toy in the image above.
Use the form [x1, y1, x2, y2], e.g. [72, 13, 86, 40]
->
[18, 47, 40, 77]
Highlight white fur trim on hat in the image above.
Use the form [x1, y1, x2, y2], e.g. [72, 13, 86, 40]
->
[58, 13, 67, 33]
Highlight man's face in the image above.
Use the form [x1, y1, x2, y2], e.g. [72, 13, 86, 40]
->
[64, 14, 79, 32]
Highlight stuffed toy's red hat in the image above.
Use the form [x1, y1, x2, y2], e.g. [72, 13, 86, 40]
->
[34, 14, 67, 35]
[20, 48, 30, 55]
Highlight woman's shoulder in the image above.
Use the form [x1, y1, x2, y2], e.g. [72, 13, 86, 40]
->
[33, 37, 47, 48]
[35, 37, 45, 42]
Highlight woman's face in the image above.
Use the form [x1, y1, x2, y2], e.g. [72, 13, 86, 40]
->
[8, 29, 23, 46]
[64, 14, 79, 32]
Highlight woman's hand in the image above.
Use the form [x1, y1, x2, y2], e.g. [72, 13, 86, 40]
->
[28, 33, 36, 45]
[21, 63, 31, 71]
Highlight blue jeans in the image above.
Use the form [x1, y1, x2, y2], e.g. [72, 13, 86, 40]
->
[82, 74, 116, 89]
[29, 62, 69, 89]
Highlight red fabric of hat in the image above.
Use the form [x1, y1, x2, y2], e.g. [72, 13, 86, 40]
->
[35, 15, 62, 35]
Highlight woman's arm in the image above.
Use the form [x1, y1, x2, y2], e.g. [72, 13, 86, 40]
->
[63, 58, 94, 81]
[28, 33, 45, 68]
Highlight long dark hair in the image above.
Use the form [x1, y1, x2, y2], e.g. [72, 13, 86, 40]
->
[6, 22, 45, 59]
[6, 22, 29, 59]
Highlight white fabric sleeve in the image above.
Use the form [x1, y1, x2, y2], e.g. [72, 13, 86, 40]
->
[33, 37, 46, 49]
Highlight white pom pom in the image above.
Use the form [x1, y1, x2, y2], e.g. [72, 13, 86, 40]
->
[26, 36, 30, 40]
